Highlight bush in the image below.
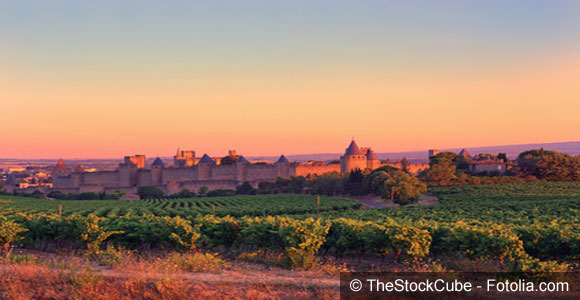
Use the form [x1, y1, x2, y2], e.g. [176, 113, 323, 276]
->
[514, 223, 580, 261]
[434, 221, 523, 263]
[279, 218, 331, 269]
[94, 245, 133, 267]
[325, 218, 431, 261]
[197, 215, 242, 249]
[136, 186, 164, 199]
[206, 189, 235, 197]
[0, 216, 28, 257]
[76, 192, 100, 200]
[235, 182, 256, 195]
[169, 252, 229, 272]
[107, 215, 200, 251]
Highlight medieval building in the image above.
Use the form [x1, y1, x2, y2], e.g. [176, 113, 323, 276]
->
[45, 139, 419, 195]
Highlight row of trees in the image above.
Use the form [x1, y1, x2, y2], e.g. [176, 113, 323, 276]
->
[422, 148, 580, 185]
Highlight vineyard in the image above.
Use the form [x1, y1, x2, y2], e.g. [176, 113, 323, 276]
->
[1, 182, 579, 272]
[319, 182, 580, 226]
[0, 194, 360, 218]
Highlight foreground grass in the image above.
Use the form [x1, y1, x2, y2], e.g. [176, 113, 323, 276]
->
[0, 250, 339, 300]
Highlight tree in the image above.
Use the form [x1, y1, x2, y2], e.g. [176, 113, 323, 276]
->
[497, 153, 508, 162]
[30, 190, 45, 199]
[236, 181, 256, 195]
[473, 153, 496, 161]
[198, 186, 209, 196]
[47, 190, 66, 199]
[400, 157, 410, 172]
[429, 152, 458, 166]
[137, 186, 164, 199]
[344, 169, 365, 195]
[424, 161, 457, 184]
[517, 149, 580, 181]
[453, 156, 471, 171]
[308, 172, 344, 196]
[207, 189, 235, 197]
[104, 190, 126, 200]
[77, 192, 100, 200]
[361, 165, 401, 195]
[175, 189, 196, 198]
[383, 170, 427, 205]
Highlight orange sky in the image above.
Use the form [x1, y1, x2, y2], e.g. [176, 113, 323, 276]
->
[2, 53, 579, 159]
[1, 1, 580, 159]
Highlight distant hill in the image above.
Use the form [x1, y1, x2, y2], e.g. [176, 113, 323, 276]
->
[249, 141, 580, 163]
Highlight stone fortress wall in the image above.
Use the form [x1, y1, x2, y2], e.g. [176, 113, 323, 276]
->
[49, 140, 425, 195]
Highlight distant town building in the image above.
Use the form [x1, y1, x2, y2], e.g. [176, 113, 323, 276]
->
[468, 160, 507, 174]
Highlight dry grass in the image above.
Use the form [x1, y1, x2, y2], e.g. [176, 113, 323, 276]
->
[0, 251, 339, 300]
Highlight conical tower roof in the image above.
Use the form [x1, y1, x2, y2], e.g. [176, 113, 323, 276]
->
[458, 149, 472, 159]
[237, 155, 249, 163]
[198, 154, 216, 164]
[74, 164, 84, 172]
[54, 159, 68, 171]
[152, 157, 164, 166]
[344, 140, 362, 155]
[276, 155, 290, 163]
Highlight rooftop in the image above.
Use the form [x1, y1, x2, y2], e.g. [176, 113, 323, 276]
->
[54, 159, 68, 171]
[152, 157, 164, 167]
[198, 154, 216, 164]
[276, 155, 290, 163]
[344, 140, 362, 156]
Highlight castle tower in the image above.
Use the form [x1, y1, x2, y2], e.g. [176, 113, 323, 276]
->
[52, 159, 73, 189]
[340, 140, 368, 173]
[365, 149, 380, 170]
[124, 155, 146, 169]
[119, 155, 143, 187]
[197, 154, 216, 180]
[428, 149, 439, 158]
[275, 155, 292, 178]
[53, 159, 70, 177]
[235, 155, 249, 182]
[174, 148, 196, 167]
[3, 174, 18, 194]
[151, 157, 164, 186]
[71, 164, 84, 186]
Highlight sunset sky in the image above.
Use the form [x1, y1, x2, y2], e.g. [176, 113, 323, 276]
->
[1, 1, 580, 159]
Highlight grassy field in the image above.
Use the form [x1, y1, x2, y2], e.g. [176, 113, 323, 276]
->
[0, 194, 360, 218]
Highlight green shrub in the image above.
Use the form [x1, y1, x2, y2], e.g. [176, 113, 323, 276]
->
[279, 218, 331, 269]
[0, 216, 28, 257]
[169, 252, 229, 272]
[197, 215, 242, 249]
